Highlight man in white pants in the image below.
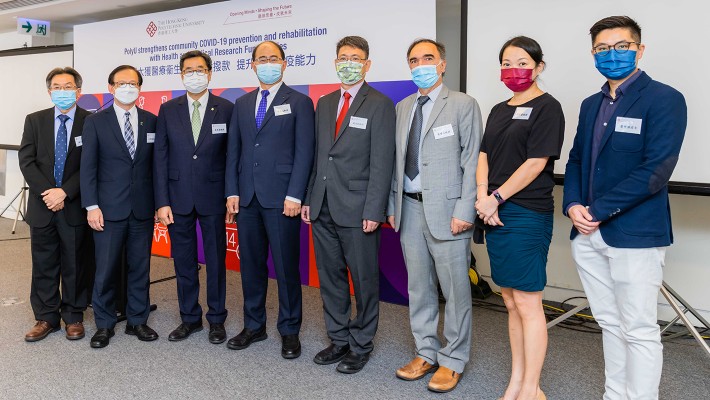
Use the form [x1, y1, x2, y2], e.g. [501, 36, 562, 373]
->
[563, 15, 687, 400]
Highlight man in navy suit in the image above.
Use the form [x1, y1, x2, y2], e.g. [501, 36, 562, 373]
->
[154, 50, 233, 344]
[81, 65, 159, 348]
[563, 16, 686, 400]
[19, 67, 92, 342]
[225, 41, 315, 358]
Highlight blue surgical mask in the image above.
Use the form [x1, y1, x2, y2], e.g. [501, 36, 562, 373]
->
[411, 64, 440, 89]
[594, 50, 637, 80]
[256, 63, 282, 85]
[51, 90, 77, 110]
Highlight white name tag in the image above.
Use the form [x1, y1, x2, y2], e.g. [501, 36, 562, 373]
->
[615, 117, 642, 134]
[147, 133, 155, 143]
[433, 124, 455, 140]
[74, 136, 82, 147]
[274, 104, 291, 116]
[349, 116, 368, 129]
[212, 123, 227, 134]
[512, 107, 533, 120]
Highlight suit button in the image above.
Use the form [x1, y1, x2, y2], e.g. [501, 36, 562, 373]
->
[254, 163, 258, 167]
[328, 157, 333, 161]
[255, 143, 259, 147]
[323, 176, 326, 180]
[193, 155, 197, 159]
[423, 163, 428, 166]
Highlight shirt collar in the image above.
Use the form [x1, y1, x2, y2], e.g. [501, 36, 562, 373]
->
[54, 105, 77, 121]
[601, 69, 642, 99]
[340, 80, 365, 99]
[416, 83, 443, 104]
[188, 91, 209, 108]
[260, 81, 283, 97]
[112, 102, 137, 118]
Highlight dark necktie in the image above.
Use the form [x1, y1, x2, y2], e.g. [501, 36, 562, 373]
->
[124, 111, 136, 159]
[54, 114, 69, 187]
[335, 92, 351, 139]
[405, 95, 430, 181]
[256, 89, 269, 129]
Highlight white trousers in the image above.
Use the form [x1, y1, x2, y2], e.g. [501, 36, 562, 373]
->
[571, 230, 665, 400]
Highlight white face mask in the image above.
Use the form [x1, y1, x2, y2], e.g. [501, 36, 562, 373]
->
[183, 74, 209, 94]
[114, 86, 140, 105]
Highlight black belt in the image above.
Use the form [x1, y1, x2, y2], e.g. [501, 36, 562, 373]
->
[404, 192, 423, 202]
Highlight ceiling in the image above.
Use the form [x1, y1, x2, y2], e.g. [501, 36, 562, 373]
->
[0, 0, 226, 33]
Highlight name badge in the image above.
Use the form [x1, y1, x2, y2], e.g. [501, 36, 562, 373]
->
[147, 133, 155, 143]
[615, 117, 642, 134]
[433, 124, 455, 140]
[74, 136, 82, 147]
[349, 116, 368, 129]
[212, 123, 227, 134]
[274, 104, 291, 116]
[512, 107, 533, 120]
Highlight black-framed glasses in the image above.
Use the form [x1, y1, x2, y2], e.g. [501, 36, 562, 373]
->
[592, 41, 640, 56]
[182, 68, 208, 77]
[254, 56, 283, 64]
[336, 56, 366, 63]
[113, 82, 139, 89]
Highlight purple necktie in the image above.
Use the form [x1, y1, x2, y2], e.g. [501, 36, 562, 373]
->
[256, 89, 269, 129]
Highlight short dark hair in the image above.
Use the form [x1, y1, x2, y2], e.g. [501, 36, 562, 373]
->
[499, 36, 545, 67]
[407, 38, 446, 60]
[590, 15, 641, 44]
[46, 67, 82, 89]
[252, 40, 285, 61]
[179, 50, 212, 71]
[336, 36, 369, 59]
[107, 65, 143, 86]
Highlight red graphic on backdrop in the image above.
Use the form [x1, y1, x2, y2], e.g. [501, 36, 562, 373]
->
[146, 21, 158, 37]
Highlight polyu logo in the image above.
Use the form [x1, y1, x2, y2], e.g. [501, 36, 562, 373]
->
[146, 21, 158, 37]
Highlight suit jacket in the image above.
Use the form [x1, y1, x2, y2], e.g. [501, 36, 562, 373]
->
[19, 106, 90, 228]
[387, 85, 483, 241]
[305, 82, 395, 227]
[226, 83, 315, 208]
[153, 92, 234, 216]
[80, 106, 157, 221]
[563, 71, 687, 248]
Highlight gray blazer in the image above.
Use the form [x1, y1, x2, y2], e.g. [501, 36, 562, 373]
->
[305, 82, 396, 227]
[387, 85, 483, 240]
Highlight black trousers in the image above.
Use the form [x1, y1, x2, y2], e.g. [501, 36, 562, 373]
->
[29, 210, 90, 326]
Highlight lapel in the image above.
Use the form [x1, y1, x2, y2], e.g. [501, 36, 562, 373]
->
[596, 73, 648, 155]
[134, 108, 148, 162]
[176, 95, 194, 148]
[195, 92, 218, 151]
[333, 83, 369, 146]
[257, 84, 290, 135]
[65, 109, 82, 157]
[41, 108, 56, 161]
[399, 94, 416, 153]
[105, 108, 133, 161]
[422, 85, 449, 138]
[244, 89, 259, 138]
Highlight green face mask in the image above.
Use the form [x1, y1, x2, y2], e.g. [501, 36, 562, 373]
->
[336, 61, 364, 85]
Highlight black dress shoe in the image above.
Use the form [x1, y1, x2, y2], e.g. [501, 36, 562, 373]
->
[336, 350, 370, 374]
[168, 322, 203, 342]
[125, 324, 159, 341]
[90, 328, 115, 349]
[313, 343, 350, 365]
[226, 327, 267, 350]
[208, 323, 227, 344]
[281, 334, 301, 359]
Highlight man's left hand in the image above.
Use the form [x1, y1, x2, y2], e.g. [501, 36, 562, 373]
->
[451, 217, 473, 235]
[362, 219, 380, 233]
[283, 199, 301, 217]
[42, 188, 67, 210]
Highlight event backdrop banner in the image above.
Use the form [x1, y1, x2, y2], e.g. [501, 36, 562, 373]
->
[74, 0, 436, 305]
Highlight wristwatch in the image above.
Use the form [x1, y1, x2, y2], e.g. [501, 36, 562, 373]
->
[492, 189, 505, 205]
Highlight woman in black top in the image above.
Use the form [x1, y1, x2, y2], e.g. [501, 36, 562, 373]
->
[475, 36, 564, 400]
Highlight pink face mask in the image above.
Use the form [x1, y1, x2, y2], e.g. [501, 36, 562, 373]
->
[500, 68, 534, 92]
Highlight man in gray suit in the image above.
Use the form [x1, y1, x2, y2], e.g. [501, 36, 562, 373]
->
[302, 35, 395, 374]
[387, 38, 482, 393]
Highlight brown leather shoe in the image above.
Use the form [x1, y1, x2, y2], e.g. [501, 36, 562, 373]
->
[396, 357, 438, 381]
[65, 322, 85, 340]
[25, 321, 59, 342]
[427, 366, 462, 393]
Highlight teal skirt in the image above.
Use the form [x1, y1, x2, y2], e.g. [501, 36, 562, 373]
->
[485, 201, 553, 292]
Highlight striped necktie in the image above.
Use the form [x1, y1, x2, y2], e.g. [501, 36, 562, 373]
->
[123, 111, 135, 159]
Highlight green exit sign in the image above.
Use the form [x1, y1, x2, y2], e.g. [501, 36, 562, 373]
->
[17, 18, 51, 37]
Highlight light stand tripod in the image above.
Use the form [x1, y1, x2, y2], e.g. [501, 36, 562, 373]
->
[0, 179, 28, 234]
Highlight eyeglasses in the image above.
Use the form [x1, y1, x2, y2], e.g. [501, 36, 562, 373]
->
[254, 56, 283, 64]
[336, 56, 366, 63]
[113, 82, 139, 89]
[50, 85, 77, 91]
[592, 41, 640, 56]
[182, 68, 208, 77]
